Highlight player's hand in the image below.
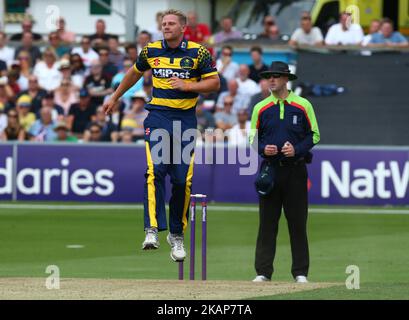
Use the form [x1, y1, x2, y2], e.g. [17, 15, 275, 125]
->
[169, 76, 190, 92]
[103, 98, 117, 115]
[264, 145, 278, 156]
[282, 141, 295, 157]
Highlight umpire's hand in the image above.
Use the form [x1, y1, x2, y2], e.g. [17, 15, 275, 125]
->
[264, 145, 278, 156]
[282, 141, 295, 157]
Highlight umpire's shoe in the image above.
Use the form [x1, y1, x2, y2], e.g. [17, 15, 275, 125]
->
[142, 228, 160, 250]
[167, 233, 186, 262]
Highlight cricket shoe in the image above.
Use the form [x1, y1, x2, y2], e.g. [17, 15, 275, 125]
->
[142, 228, 159, 250]
[252, 275, 271, 282]
[295, 275, 308, 283]
[166, 233, 186, 262]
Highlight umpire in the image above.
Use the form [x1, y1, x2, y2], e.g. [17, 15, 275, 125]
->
[249, 61, 320, 283]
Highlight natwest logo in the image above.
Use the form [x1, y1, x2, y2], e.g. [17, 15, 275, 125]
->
[153, 68, 191, 79]
[0, 157, 115, 197]
[321, 160, 409, 199]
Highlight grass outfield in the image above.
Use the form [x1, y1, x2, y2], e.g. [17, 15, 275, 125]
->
[0, 203, 408, 299]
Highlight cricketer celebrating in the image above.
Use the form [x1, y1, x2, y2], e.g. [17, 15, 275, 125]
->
[103, 9, 220, 262]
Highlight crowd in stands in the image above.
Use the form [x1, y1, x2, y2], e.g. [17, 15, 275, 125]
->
[0, 11, 407, 146]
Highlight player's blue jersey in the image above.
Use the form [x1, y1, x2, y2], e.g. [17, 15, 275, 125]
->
[134, 38, 218, 111]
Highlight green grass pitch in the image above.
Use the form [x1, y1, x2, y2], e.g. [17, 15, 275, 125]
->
[0, 203, 408, 299]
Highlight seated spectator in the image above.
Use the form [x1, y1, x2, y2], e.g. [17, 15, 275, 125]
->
[216, 45, 239, 81]
[0, 58, 7, 77]
[137, 31, 152, 54]
[0, 109, 26, 141]
[85, 122, 104, 142]
[28, 106, 57, 141]
[53, 121, 78, 142]
[7, 70, 21, 96]
[325, 12, 364, 45]
[148, 11, 164, 42]
[83, 106, 118, 142]
[214, 95, 237, 140]
[119, 129, 135, 143]
[108, 36, 125, 70]
[33, 48, 62, 91]
[59, 59, 83, 89]
[40, 92, 65, 121]
[112, 58, 144, 102]
[0, 75, 16, 107]
[70, 53, 88, 86]
[125, 43, 138, 63]
[10, 17, 42, 41]
[15, 51, 32, 90]
[196, 101, 215, 138]
[16, 95, 36, 131]
[237, 64, 260, 97]
[185, 11, 211, 46]
[0, 32, 15, 68]
[84, 60, 113, 108]
[68, 89, 96, 137]
[54, 79, 79, 116]
[71, 36, 99, 69]
[48, 32, 71, 58]
[98, 47, 118, 81]
[213, 16, 242, 45]
[14, 32, 42, 67]
[216, 79, 249, 114]
[361, 19, 381, 46]
[227, 109, 251, 146]
[258, 16, 280, 39]
[0, 102, 7, 135]
[18, 75, 47, 115]
[368, 18, 409, 48]
[289, 12, 324, 46]
[248, 79, 271, 116]
[122, 90, 149, 140]
[56, 17, 76, 44]
[89, 19, 112, 50]
[248, 46, 268, 83]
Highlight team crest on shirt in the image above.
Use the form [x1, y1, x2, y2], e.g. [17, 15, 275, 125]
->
[180, 56, 194, 70]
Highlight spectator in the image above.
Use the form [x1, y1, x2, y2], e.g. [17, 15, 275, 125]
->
[59, 59, 83, 89]
[56, 17, 76, 44]
[85, 122, 104, 142]
[289, 12, 324, 46]
[196, 100, 215, 137]
[184, 11, 211, 45]
[89, 19, 112, 49]
[28, 106, 57, 141]
[53, 121, 78, 142]
[83, 106, 118, 142]
[368, 18, 409, 48]
[98, 47, 118, 81]
[258, 16, 280, 39]
[0, 75, 15, 107]
[7, 69, 22, 96]
[0, 102, 6, 134]
[0, 32, 15, 68]
[83, 59, 113, 108]
[111, 57, 143, 101]
[228, 109, 251, 146]
[33, 48, 62, 91]
[149, 11, 164, 42]
[361, 19, 381, 46]
[40, 92, 65, 121]
[119, 129, 135, 143]
[214, 95, 238, 140]
[10, 17, 42, 41]
[248, 79, 271, 116]
[0, 109, 26, 141]
[213, 16, 243, 45]
[54, 79, 79, 116]
[216, 45, 239, 81]
[248, 46, 268, 83]
[237, 64, 260, 97]
[68, 88, 96, 137]
[137, 31, 152, 54]
[18, 75, 47, 115]
[15, 51, 32, 89]
[14, 32, 42, 67]
[108, 36, 125, 70]
[71, 36, 99, 69]
[48, 32, 71, 58]
[125, 43, 138, 63]
[70, 53, 87, 86]
[122, 90, 149, 140]
[216, 79, 249, 114]
[0, 59, 7, 77]
[325, 12, 364, 45]
[16, 95, 35, 131]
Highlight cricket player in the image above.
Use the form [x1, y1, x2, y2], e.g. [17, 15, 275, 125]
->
[103, 9, 220, 262]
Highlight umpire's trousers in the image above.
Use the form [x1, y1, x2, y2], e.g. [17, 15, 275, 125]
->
[255, 161, 309, 279]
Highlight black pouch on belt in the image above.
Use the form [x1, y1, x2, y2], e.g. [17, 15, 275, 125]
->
[255, 160, 276, 196]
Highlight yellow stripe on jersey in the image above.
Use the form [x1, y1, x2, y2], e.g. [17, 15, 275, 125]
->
[150, 97, 199, 110]
[201, 71, 218, 79]
[152, 76, 199, 90]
